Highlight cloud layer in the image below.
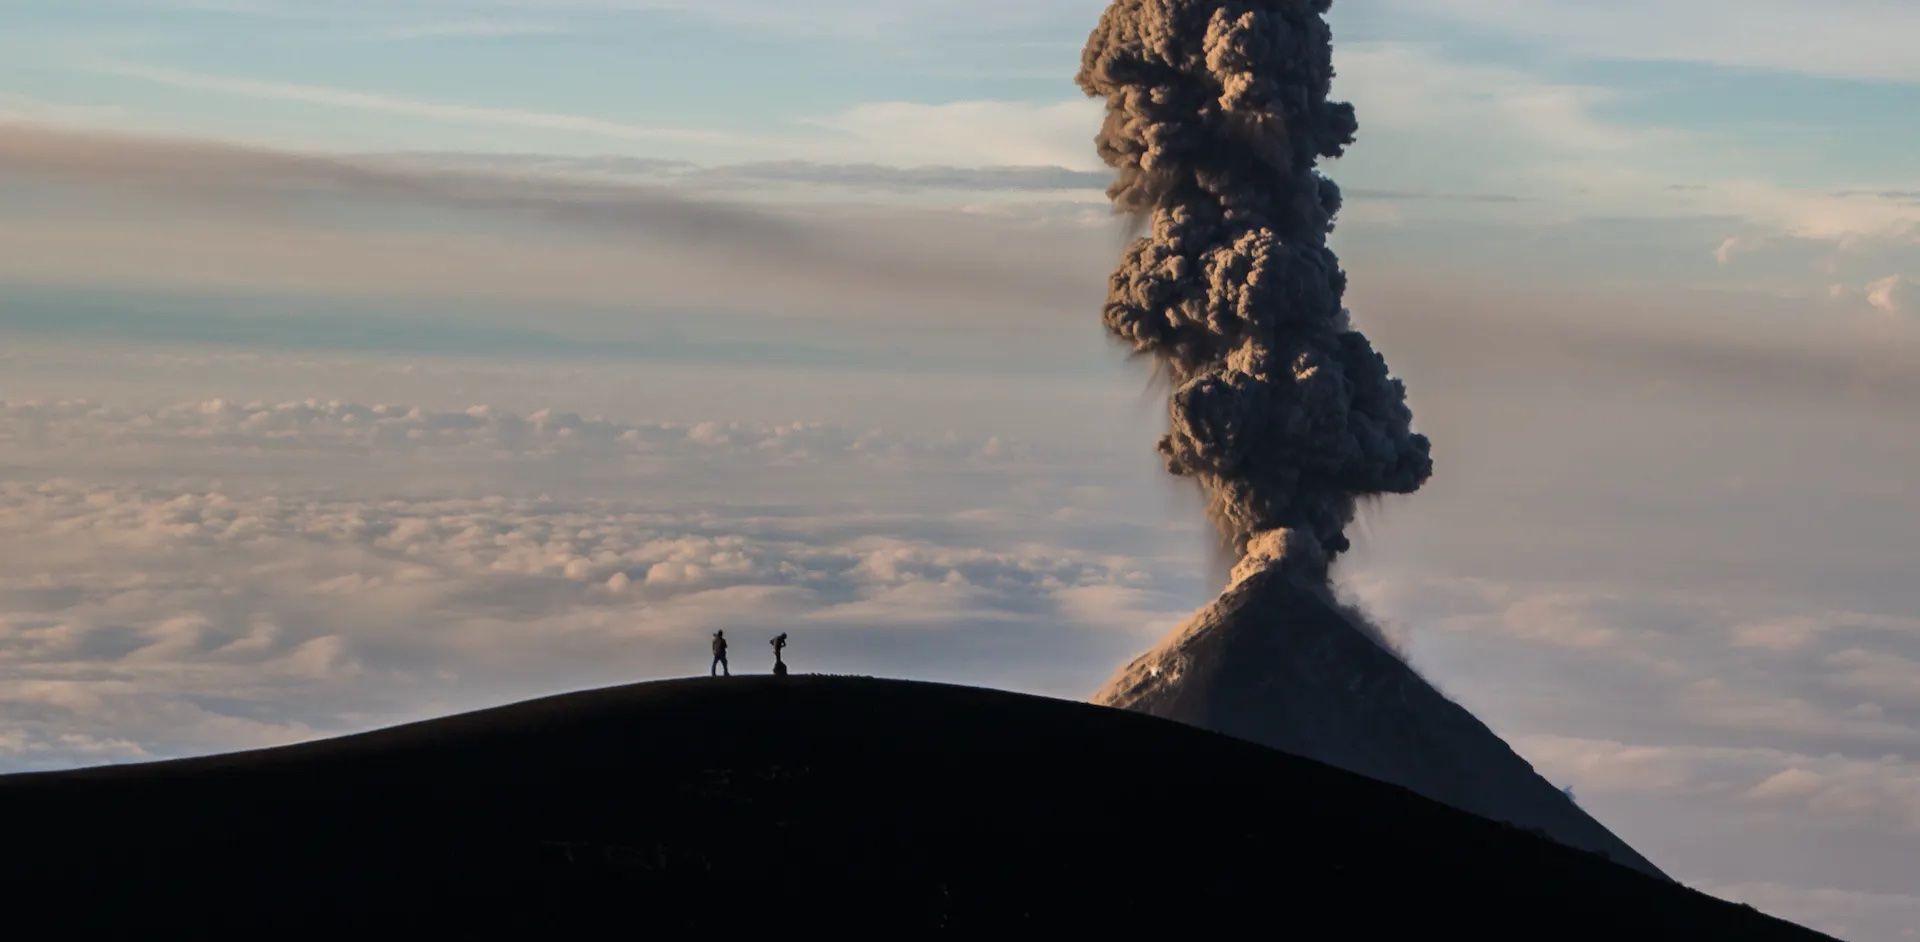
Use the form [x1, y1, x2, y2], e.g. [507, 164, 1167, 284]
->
[0, 123, 1113, 321]
[0, 434, 1192, 771]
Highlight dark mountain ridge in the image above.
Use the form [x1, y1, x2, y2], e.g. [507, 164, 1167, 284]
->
[1, 676, 1830, 937]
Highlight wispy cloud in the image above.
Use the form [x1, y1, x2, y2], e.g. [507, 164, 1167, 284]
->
[1334, 42, 1690, 197]
[374, 20, 574, 41]
[1395, 0, 1920, 83]
[83, 59, 1105, 171]
[1331, 41, 1920, 306]
[1705, 883, 1920, 942]
[804, 99, 1104, 171]
[0, 93, 126, 124]
[101, 61, 732, 145]
[100, 0, 1102, 44]
[7, 121, 1916, 391]
[0, 123, 1109, 321]
[1345, 188, 1530, 205]
[0, 122, 807, 247]
[395, 152, 1110, 193]
[1522, 735, 1920, 834]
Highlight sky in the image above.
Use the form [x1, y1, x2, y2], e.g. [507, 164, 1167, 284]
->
[0, 2, 1916, 938]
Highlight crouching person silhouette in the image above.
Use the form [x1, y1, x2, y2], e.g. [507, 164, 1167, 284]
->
[711, 630, 730, 677]
[770, 633, 789, 677]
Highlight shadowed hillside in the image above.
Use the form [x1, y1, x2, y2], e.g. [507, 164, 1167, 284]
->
[0, 677, 1831, 936]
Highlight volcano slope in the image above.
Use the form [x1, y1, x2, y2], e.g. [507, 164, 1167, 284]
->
[1, 677, 1826, 937]
[1099, 564, 1664, 878]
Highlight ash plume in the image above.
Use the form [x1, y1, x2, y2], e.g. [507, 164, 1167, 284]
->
[1079, 0, 1431, 577]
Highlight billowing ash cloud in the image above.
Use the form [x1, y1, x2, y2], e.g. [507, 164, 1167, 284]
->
[1080, 0, 1431, 574]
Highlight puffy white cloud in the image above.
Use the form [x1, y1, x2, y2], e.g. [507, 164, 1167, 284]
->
[1747, 768, 1827, 802]
[1341, 572, 1920, 806]
[1829, 276, 1920, 319]
[0, 474, 1193, 770]
[1328, 42, 1920, 293]
[1342, 576, 1674, 653]
[1523, 735, 1920, 836]
[0, 379, 1204, 775]
[1867, 275, 1916, 316]
[1826, 648, 1920, 705]
[1679, 678, 1918, 747]
[1730, 615, 1830, 652]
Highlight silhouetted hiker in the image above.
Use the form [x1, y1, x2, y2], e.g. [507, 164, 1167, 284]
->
[711, 630, 730, 677]
[770, 633, 789, 677]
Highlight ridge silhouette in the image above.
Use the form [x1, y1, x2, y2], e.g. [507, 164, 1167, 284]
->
[0, 677, 1833, 937]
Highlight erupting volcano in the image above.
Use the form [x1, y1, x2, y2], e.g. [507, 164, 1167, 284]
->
[1079, 0, 1659, 877]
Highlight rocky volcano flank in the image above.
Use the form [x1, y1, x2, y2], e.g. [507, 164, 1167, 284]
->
[1098, 562, 1664, 879]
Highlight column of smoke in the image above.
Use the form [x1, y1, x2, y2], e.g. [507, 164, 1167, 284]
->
[1079, 0, 1431, 584]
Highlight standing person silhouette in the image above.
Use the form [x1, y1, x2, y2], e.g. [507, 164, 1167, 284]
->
[710, 630, 730, 677]
[770, 633, 789, 677]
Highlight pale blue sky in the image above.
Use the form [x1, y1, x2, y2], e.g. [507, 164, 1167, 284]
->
[2, 4, 1917, 940]
[8, 0, 1920, 183]
[7, 0, 1920, 312]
